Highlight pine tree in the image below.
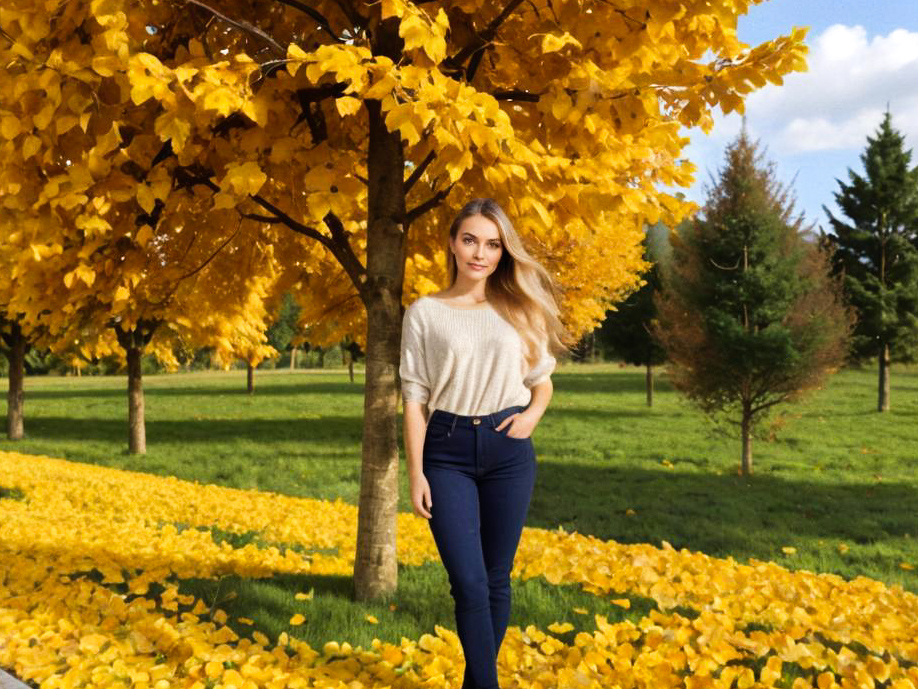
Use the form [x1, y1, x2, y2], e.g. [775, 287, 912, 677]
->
[597, 221, 671, 406]
[820, 112, 918, 412]
[653, 128, 853, 475]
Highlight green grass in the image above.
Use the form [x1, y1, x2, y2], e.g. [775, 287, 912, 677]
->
[2, 362, 918, 647]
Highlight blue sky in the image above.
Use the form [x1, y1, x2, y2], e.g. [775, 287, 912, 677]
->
[681, 0, 918, 231]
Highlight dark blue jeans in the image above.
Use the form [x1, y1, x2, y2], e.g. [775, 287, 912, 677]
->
[422, 404, 537, 689]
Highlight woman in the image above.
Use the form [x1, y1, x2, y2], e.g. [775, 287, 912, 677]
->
[399, 198, 568, 689]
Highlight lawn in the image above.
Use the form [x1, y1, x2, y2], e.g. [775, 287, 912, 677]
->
[2, 361, 917, 652]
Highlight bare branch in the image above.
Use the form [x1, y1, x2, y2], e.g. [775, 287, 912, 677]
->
[185, 0, 286, 54]
[406, 183, 457, 224]
[405, 151, 436, 193]
[274, 0, 347, 42]
[249, 195, 335, 251]
[492, 89, 540, 102]
[178, 220, 243, 281]
[444, 0, 526, 82]
[323, 211, 369, 290]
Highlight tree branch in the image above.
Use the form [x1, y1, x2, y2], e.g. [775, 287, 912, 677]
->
[274, 0, 346, 41]
[185, 0, 286, 54]
[406, 183, 457, 224]
[492, 89, 540, 102]
[443, 0, 526, 82]
[405, 151, 436, 193]
[323, 211, 369, 290]
[249, 194, 336, 251]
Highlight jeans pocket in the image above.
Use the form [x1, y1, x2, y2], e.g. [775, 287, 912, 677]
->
[425, 422, 452, 442]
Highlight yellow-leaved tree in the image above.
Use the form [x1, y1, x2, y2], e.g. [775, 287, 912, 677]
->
[0, 0, 807, 599]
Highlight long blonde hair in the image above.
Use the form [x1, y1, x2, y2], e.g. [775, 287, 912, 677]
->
[446, 198, 570, 372]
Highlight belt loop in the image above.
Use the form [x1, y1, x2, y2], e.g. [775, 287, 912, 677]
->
[448, 415, 458, 437]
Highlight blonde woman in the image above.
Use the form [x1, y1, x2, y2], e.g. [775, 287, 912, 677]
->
[399, 198, 568, 689]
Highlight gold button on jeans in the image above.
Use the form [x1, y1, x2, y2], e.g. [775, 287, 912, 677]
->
[472, 418, 481, 425]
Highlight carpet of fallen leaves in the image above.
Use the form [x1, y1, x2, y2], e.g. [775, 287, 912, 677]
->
[1, 451, 917, 689]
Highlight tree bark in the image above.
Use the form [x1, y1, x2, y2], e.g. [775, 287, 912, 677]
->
[353, 22, 407, 600]
[115, 321, 157, 455]
[5, 322, 27, 440]
[126, 344, 146, 455]
[646, 362, 653, 407]
[247, 361, 255, 394]
[317, 348, 325, 368]
[348, 352, 355, 383]
[877, 342, 890, 412]
[740, 402, 753, 476]
[290, 345, 298, 370]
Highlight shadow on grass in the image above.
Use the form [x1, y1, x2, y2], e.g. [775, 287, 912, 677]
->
[169, 563, 665, 650]
[21, 381, 365, 400]
[11, 415, 365, 446]
[527, 461, 918, 590]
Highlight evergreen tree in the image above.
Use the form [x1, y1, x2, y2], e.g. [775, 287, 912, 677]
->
[597, 220, 672, 406]
[653, 128, 853, 475]
[820, 112, 918, 412]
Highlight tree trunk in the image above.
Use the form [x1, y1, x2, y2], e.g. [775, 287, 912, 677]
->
[740, 402, 753, 476]
[115, 321, 157, 455]
[348, 352, 355, 383]
[5, 323, 27, 440]
[877, 342, 890, 412]
[353, 31, 407, 600]
[646, 362, 653, 407]
[290, 345, 298, 370]
[126, 344, 146, 455]
[318, 348, 325, 368]
[247, 361, 255, 394]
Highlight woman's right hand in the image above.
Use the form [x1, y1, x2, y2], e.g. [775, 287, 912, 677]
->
[410, 473, 433, 519]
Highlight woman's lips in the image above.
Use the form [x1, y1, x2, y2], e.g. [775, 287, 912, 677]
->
[469, 263, 486, 270]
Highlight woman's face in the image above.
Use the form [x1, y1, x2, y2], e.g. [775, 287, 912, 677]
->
[451, 214, 504, 283]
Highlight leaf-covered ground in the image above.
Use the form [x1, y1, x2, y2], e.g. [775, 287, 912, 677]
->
[2, 451, 916, 689]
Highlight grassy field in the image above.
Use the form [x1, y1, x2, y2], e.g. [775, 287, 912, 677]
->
[2, 362, 917, 648]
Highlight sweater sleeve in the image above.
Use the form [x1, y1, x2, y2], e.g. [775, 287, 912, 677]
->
[523, 337, 556, 388]
[399, 303, 430, 404]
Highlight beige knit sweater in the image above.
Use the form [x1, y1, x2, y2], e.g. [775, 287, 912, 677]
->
[399, 295, 556, 416]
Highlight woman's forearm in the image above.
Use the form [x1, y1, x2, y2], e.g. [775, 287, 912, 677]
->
[403, 400, 428, 478]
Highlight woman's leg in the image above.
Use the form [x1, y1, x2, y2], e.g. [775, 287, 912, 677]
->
[478, 427, 537, 655]
[424, 466, 500, 689]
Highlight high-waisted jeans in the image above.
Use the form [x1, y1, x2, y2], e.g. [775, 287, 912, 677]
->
[422, 404, 537, 689]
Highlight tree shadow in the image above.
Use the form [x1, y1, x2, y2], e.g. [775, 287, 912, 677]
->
[20, 381, 364, 400]
[14, 415, 366, 446]
[528, 460, 918, 589]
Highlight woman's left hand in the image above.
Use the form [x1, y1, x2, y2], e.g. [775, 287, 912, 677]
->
[495, 410, 539, 439]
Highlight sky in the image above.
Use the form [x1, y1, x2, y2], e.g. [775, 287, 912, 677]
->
[680, 0, 918, 231]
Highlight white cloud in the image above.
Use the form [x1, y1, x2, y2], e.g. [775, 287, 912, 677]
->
[744, 24, 918, 153]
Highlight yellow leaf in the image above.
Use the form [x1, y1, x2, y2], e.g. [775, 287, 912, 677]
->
[155, 110, 191, 151]
[289, 614, 305, 625]
[365, 614, 379, 624]
[900, 562, 914, 571]
[295, 588, 314, 600]
[547, 621, 574, 633]
[1, 116, 21, 140]
[136, 185, 156, 214]
[572, 607, 588, 615]
[203, 87, 240, 117]
[336, 96, 362, 117]
[540, 32, 582, 54]
[22, 135, 42, 159]
[782, 546, 797, 555]
[222, 161, 267, 197]
[611, 598, 631, 609]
